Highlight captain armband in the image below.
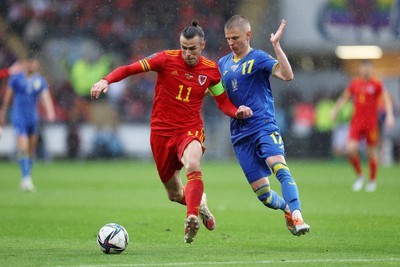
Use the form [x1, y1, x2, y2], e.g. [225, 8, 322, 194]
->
[208, 82, 225, 96]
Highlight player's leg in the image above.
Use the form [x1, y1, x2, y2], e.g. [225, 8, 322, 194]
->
[233, 136, 296, 235]
[163, 170, 186, 204]
[16, 134, 35, 191]
[250, 176, 297, 235]
[267, 155, 310, 235]
[234, 138, 287, 210]
[28, 133, 38, 171]
[150, 132, 185, 203]
[250, 177, 287, 211]
[347, 139, 364, 191]
[151, 132, 198, 243]
[365, 127, 379, 192]
[348, 124, 364, 191]
[256, 130, 309, 235]
[180, 140, 203, 243]
[365, 144, 378, 192]
[181, 140, 203, 216]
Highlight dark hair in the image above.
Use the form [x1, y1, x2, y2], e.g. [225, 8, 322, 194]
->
[181, 19, 205, 41]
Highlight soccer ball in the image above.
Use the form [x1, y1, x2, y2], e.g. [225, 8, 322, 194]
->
[97, 223, 129, 254]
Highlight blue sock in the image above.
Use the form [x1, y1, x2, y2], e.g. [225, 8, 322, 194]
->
[17, 153, 31, 178]
[254, 184, 287, 210]
[272, 162, 301, 212]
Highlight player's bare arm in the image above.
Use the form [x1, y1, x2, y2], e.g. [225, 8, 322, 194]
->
[383, 90, 395, 128]
[331, 88, 351, 121]
[270, 19, 293, 81]
[41, 90, 56, 122]
[91, 79, 109, 99]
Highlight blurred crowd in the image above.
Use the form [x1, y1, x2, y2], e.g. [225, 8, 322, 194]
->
[0, 0, 238, 158]
[0, 0, 236, 124]
[0, 1, 399, 161]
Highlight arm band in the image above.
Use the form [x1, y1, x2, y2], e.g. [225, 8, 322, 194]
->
[103, 61, 145, 83]
[213, 91, 237, 118]
[208, 81, 225, 96]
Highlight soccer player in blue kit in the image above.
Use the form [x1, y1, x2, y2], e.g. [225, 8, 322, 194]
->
[218, 15, 310, 236]
[0, 57, 55, 192]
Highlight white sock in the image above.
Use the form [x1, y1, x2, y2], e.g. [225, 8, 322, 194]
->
[284, 205, 290, 213]
[292, 210, 303, 221]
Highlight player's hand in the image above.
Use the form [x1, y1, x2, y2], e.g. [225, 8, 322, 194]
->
[235, 105, 253, 119]
[91, 79, 109, 99]
[385, 114, 395, 128]
[270, 19, 286, 45]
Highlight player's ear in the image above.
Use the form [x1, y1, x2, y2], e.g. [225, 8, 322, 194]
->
[201, 40, 206, 50]
[246, 31, 252, 40]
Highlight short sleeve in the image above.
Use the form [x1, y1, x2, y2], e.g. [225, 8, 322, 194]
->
[259, 52, 279, 75]
[210, 66, 221, 87]
[144, 51, 167, 72]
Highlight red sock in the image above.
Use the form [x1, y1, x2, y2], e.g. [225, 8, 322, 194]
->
[349, 155, 362, 176]
[369, 158, 377, 182]
[185, 171, 203, 217]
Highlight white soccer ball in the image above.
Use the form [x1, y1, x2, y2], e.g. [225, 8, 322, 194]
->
[97, 223, 129, 254]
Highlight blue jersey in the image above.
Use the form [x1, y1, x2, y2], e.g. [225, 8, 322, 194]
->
[218, 49, 279, 144]
[8, 72, 47, 129]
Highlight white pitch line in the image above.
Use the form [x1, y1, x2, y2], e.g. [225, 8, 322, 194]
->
[53, 258, 400, 267]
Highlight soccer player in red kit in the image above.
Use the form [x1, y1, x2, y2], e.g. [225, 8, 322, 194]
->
[331, 60, 394, 192]
[91, 20, 253, 243]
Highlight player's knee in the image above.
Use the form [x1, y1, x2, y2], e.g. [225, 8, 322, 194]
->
[347, 143, 359, 156]
[184, 158, 201, 173]
[272, 162, 293, 183]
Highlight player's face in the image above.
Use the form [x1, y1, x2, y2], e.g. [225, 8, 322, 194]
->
[24, 59, 39, 74]
[180, 35, 205, 67]
[359, 62, 373, 79]
[225, 27, 251, 58]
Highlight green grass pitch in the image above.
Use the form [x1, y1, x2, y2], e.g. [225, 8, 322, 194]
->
[1, 159, 399, 266]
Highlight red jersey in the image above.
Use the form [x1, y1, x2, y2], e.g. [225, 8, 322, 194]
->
[142, 50, 220, 136]
[348, 77, 383, 126]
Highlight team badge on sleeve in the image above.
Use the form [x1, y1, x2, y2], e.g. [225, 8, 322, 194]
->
[198, 75, 207, 85]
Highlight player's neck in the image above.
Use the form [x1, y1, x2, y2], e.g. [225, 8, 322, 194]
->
[233, 46, 252, 60]
[361, 75, 371, 80]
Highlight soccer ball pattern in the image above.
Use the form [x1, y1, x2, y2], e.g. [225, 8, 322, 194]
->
[97, 223, 129, 254]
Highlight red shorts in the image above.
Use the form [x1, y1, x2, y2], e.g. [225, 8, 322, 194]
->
[150, 127, 206, 183]
[349, 121, 379, 146]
